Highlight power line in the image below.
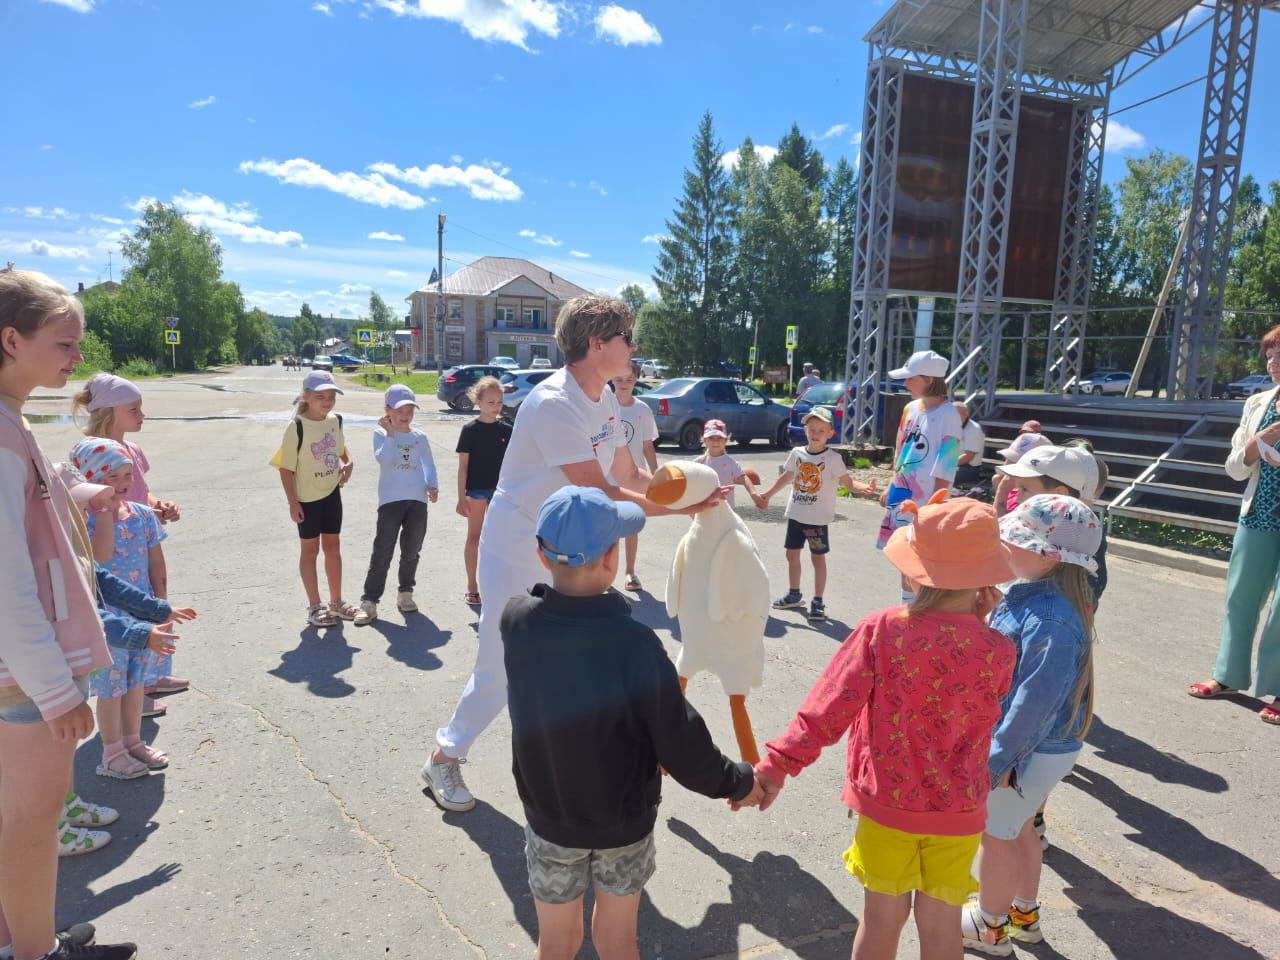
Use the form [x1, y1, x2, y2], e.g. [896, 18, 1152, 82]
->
[1110, 74, 1207, 117]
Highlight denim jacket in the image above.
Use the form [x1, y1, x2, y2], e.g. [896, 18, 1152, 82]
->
[987, 579, 1089, 787]
[96, 564, 171, 652]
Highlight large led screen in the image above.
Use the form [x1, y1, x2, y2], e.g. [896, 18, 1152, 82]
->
[889, 73, 1075, 301]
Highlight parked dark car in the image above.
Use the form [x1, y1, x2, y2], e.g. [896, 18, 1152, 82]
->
[328, 353, 368, 370]
[436, 364, 512, 411]
[788, 380, 907, 444]
[638, 377, 790, 451]
[1222, 373, 1272, 399]
[702, 360, 742, 378]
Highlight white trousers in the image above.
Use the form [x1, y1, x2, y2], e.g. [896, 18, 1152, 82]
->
[435, 516, 542, 758]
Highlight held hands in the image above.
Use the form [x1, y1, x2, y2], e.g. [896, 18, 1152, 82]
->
[728, 774, 766, 811]
[156, 500, 181, 523]
[750, 491, 768, 510]
[728, 765, 784, 812]
[146, 621, 179, 657]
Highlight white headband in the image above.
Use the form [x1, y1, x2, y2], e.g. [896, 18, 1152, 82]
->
[85, 373, 142, 411]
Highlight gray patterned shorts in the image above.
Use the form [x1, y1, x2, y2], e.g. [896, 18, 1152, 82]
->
[524, 824, 656, 904]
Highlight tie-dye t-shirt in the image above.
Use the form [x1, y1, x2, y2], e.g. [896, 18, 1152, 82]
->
[887, 399, 962, 502]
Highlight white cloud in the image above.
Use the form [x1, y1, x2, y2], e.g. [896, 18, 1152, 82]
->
[368, 231, 405, 242]
[369, 161, 522, 202]
[338, 283, 364, 294]
[1102, 119, 1146, 153]
[816, 123, 849, 141]
[6, 206, 78, 221]
[41, 0, 94, 12]
[0, 238, 91, 259]
[386, 269, 408, 277]
[518, 229, 562, 247]
[40, 144, 53, 151]
[594, 5, 661, 46]
[719, 144, 779, 169]
[90, 213, 125, 225]
[313, 2, 332, 14]
[450, 154, 464, 164]
[587, 180, 607, 197]
[641, 233, 667, 244]
[372, 0, 561, 51]
[239, 157, 427, 209]
[188, 95, 218, 109]
[806, 25, 824, 34]
[129, 191, 305, 247]
[569, 250, 590, 259]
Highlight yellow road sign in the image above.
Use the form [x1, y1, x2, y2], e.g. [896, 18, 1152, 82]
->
[164, 330, 180, 345]
[356, 328, 374, 345]
[785, 325, 797, 348]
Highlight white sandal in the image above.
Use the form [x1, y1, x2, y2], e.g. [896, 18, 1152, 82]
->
[307, 603, 338, 627]
[329, 599, 360, 621]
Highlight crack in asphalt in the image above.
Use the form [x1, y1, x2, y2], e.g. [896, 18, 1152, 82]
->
[222, 693, 490, 958]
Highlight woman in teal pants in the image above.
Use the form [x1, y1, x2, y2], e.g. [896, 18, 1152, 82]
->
[1189, 325, 1280, 725]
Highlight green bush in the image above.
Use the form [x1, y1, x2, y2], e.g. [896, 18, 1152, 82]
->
[118, 357, 158, 378]
[72, 330, 113, 377]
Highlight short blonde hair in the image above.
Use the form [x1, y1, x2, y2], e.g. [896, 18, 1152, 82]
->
[468, 375, 503, 404]
[0, 269, 83, 370]
[555, 296, 633, 364]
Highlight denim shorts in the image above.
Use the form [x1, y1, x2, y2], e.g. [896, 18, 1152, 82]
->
[0, 676, 91, 725]
[465, 488, 495, 501]
[524, 825, 656, 904]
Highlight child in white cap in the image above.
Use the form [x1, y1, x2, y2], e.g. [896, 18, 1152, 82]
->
[962, 493, 1102, 954]
[273, 370, 355, 627]
[354, 384, 438, 625]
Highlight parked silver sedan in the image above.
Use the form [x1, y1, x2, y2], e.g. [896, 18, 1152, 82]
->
[500, 368, 556, 414]
[637, 377, 791, 451]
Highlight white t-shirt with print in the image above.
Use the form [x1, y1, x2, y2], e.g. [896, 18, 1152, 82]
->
[782, 446, 848, 525]
[617, 399, 658, 473]
[891, 399, 963, 500]
[696, 451, 745, 507]
[490, 367, 625, 535]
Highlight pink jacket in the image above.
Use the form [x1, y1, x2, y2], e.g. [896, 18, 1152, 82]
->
[0, 399, 110, 719]
[758, 606, 1016, 836]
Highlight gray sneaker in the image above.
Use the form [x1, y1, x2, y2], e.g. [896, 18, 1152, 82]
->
[420, 755, 476, 811]
[354, 600, 377, 626]
[397, 591, 418, 613]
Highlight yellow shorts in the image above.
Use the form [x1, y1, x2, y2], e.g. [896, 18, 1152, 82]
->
[842, 816, 980, 907]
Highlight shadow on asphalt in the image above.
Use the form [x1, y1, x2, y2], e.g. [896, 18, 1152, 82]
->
[648, 817, 860, 959]
[438, 799, 538, 944]
[61, 735, 181, 929]
[268, 628, 358, 697]
[1083, 714, 1229, 791]
[1048, 844, 1270, 959]
[365, 612, 449, 671]
[1066, 763, 1280, 914]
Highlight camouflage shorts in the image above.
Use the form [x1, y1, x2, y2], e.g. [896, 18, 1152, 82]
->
[524, 824, 656, 904]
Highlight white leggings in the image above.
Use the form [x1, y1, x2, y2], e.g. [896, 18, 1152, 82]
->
[435, 528, 541, 758]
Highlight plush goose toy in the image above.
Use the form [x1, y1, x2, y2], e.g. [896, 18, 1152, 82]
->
[647, 460, 770, 764]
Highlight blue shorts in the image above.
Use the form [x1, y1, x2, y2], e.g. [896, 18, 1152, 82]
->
[0, 676, 91, 725]
[465, 488, 495, 501]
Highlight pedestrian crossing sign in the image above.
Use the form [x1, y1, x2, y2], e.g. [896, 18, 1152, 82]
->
[356, 328, 373, 345]
[164, 330, 180, 345]
[785, 325, 797, 349]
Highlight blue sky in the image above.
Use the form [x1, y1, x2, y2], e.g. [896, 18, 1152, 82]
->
[6, 0, 1278, 320]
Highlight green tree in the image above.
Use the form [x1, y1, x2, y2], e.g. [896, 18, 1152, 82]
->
[1113, 148, 1193, 300]
[618, 283, 647, 318]
[774, 123, 826, 193]
[651, 111, 738, 372]
[234, 306, 281, 364]
[119, 202, 237, 369]
[292, 302, 321, 356]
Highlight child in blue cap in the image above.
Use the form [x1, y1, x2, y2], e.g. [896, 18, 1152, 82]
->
[503, 485, 762, 959]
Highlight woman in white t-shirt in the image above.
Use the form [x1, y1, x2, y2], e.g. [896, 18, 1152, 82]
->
[421, 297, 717, 813]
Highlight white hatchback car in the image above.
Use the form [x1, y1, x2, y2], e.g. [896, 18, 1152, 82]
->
[500, 369, 556, 413]
[529, 357, 553, 369]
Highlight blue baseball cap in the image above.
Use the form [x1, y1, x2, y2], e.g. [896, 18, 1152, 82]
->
[536, 486, 646, 567]
[384, 383, 417, 409]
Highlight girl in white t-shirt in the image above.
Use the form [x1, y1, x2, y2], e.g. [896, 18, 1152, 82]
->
[610, 362, 658, 590]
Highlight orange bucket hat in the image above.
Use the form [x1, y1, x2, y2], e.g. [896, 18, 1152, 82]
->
[883, 494, 1014, 589]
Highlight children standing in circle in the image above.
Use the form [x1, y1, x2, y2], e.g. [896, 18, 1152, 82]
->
[72, 372, 183, 714]
[70, 438, 174, 780]
[877, 350, 961, 605]
[454, 376, 511, 606]
[274, 370, 355, 627]
[611, 361, 658, 591]
[757, 407, 876, 623]
[961, 494, 1101, 956]
[750, 498, 1016, 960]
[0, 267, 139, 960]
[354, 384, 438, 625]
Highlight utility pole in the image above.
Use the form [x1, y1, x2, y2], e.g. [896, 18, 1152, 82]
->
[436, 214, 446, 376]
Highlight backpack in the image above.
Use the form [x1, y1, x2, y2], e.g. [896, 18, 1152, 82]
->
[269, 414, 343, 470]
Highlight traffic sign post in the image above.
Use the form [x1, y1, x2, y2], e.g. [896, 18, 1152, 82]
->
[785, 326, 797, 390]
[355, 328, 374, 347]
[164, 319, 180, 370]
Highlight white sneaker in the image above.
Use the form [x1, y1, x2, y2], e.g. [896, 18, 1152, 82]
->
[396, 591, 418, 613]
[63, 792, 119, 827]
[420, 755, 476, 811]
[960, 901, 1012, 957]
[57, 821, 111, 857]
[354, 600, 377, 626]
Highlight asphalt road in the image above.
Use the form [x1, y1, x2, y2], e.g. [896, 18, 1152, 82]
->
[25, 364, 1279, 960]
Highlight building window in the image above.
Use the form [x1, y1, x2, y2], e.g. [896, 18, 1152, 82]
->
[448, 299, 463, 320]
[495, 306, 515, 323]
[523, 307, 542, 328]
